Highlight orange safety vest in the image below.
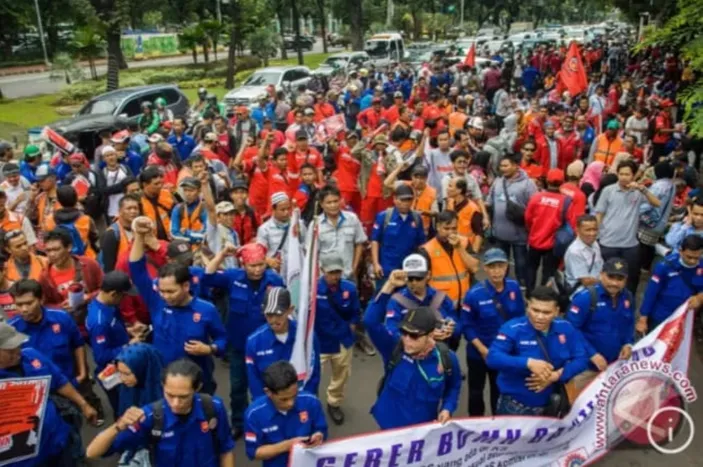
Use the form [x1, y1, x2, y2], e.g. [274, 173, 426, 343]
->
[176, 201, 204, 235]
[422, 236, 470, 305]
[36, 192, 60, 233]
[141, 190, 175, 237]
[446, 198, 479, 245]
[107, 221, 131, 260]
[448, 112, 468, 137]
[0, 211, 24, 232]
[406, 182, 436, 233]
[6, 254, 47, 282]
[592, 134, 624, 166]
[45, 214, 96, 259]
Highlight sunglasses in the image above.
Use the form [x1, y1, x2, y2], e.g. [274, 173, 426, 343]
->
[400, 329, 427, 339]
[407, 276, 425, 282]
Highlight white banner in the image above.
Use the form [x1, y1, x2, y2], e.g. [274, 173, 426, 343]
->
[290, 303, 697, 466]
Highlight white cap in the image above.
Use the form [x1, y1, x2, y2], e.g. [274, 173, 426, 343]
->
[402, 254, 429, 278]
[469, 117, 484, 131]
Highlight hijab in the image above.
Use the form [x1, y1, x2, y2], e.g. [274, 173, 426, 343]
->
[580, 161, 606, 191]
[117, 343, 164, 416]
[566, 160, 585, 180]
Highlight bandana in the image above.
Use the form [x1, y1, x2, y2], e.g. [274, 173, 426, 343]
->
[237, 243, 267, 264]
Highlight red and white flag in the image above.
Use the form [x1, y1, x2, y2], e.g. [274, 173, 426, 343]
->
[464, 43, 476, 68]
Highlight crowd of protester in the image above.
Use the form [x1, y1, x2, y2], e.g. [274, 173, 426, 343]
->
[0, 33, 701, 467]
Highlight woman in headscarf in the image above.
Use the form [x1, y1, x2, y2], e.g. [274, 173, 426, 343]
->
[116, 343, 164, 417]
[638, 161, 676, 271]
[580, 161, 606, 198]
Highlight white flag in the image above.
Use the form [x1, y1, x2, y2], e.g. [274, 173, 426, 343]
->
[289, 216, 319, 383]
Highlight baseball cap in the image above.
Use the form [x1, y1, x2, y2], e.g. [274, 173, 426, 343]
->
[35, 164, 56, 181]
[295, 130, 309, 141]
[345, 130, 360, 140]
[394, 184, 414, 200]
[148, 134, 164, 144]
[204, 132, 218, 143]
[111, 130, 130, 144]
[179, 177, 201, 190]
[372, 97, 382, 104]
[231, 178, 248, 191]
[402, 253, 429, 279]
[23, 144, 41, 160]
[263, 116, 272, 123]
[546, 168, 565, 184]
[320, 253, 344, 273]
[393, 91, 404, 98]
[303, 108, 315, 116]
[606, 120, 620, 130]
[400, 307, 439, 336]
[483, 248, 508, 265]
[215, 201, 236, 214]
[603, 257, 628, 277]
[166, 240, 193, 261]
[2, 163, 20, 177]
[412, 165, 429, 177]
[0, 322, 28, 350]
[373, 134, 388, 146]
[469, 117, 484, 131]
[263, 287, 292, 315]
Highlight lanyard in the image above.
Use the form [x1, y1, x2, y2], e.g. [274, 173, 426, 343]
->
[415, 347, 445, 384]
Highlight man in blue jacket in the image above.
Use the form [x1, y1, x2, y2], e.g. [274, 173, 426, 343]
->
[370, 184, 426, 288]
[638, 235, 703, 334]
[244, 361, 327, 467]
[86, 271, 139, 414]
[461, 248, 525, 416]
[567, 257, 635, 390]
[487, 286, 589, 415]
[384, 254, 459, 344]
[364, 270, 462, 430]
[129, 217, 228, 396]
[246, 287, 320, 400]
[203, 241, 284, 438]
[314, 253, 360, 425]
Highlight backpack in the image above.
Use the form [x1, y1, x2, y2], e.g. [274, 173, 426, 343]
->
[553, 197, 575, 259]
[97, 223, 120, 268]
[148, 395, 219, 463]
[58, 222, 87, 256]
[382, 207, 421, 233]
[377, 341, 453, 397]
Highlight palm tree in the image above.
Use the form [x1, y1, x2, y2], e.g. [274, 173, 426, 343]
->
[178, 26, 202, 64]
[201, 20, 227, 62]
[71, 25, 106, 80]
[247, 27, 281, 66]
[49, 53, 84, 85]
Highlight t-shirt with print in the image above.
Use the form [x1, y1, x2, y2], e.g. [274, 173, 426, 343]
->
[49, 265, 76, 300]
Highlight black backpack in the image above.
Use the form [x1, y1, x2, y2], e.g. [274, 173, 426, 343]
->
[148, 394, 219, 462]
[377, 341, 453, 397]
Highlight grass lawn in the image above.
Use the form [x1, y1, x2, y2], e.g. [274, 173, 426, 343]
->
[0, 52, 331, 144]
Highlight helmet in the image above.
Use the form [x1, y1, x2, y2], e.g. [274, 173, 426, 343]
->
[198, 87, 207, 97]
[155, 97, 167, 107]
[206, 93, 217, 102]
[141, 101, 153, 109]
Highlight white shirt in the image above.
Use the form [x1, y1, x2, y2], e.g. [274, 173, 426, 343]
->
[102, 166, 129, 217]
[625, 115, 649, 145]
[0, 177, 31, 214]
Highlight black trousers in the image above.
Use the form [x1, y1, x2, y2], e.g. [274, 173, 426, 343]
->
[467, 357, 499, 416]
[527, 247, 559, 296]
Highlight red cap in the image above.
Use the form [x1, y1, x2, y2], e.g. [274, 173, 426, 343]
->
[110, 130, 130, 143]
[546, 168, 565, 183]
[372, 97, 382, 104]
[68, 152, 87, 164]
[162, 121, 173, 131]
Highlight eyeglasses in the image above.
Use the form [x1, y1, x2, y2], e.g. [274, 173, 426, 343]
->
[407, 276, 425, 282]
[3, 230, 23, 241]
[400, 329, 426, 339]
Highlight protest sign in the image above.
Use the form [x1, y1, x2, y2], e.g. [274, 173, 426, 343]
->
[290, 303, 696, 466]
[0, 376, 51, 467]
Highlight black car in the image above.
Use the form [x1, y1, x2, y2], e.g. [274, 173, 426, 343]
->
[33, 84, 189, 158]
[283, 34, 315, 51]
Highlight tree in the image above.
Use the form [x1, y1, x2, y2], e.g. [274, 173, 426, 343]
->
[226, 0, 241, 89]
[247, 27, 280, 66]
[49, 52, 83, 84]
[178, 25, 202, 64]
[71, 24, 106, 80]
[201, 19, 226, 62]
[314, 0, 328, 54]
[638, 0, 703, 137]
[290, 0, 304, 64]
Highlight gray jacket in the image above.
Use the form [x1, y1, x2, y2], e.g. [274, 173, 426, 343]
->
[488, 170, 538, 243]
[484, 135, 509, 178]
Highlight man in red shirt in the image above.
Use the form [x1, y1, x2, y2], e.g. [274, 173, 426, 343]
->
[314, 91, 337, 122]
[259, 117, 286, 152]
[358, 134, 390, 233]
[652, 99, 675, 164]
[556, 115, 583, 170]
[229, 179, 260, 245]
[560, 163, 587, 217]
[290, 130, 324, 182]
[330, 132, 362, 214]
[268, 147, 299, 201]
[382, 91, 405, 125]
[605, 82, 621, 119]
[524, 168, 577, 293]
[623, 134, 644, 163]
[358, 98, 384, 136]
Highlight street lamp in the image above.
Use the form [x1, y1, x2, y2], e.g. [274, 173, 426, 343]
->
[33, 0, 50, 66]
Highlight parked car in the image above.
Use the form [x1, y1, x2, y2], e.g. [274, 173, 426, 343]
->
[30, 84, 189, 159]
[327, 33, 351, 48]
[223, 66, 312, 108]
[314, 52, 370, 77]
[283, 34, 315, 51]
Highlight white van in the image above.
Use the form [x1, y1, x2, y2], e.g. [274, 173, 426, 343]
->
[364, 33, 405, 67]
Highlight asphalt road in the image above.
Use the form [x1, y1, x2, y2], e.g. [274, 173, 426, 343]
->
[0, 40, 341, 99]
[80, 299, 703, 466]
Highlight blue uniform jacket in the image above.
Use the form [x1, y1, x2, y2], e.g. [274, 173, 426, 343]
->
[385, 286, 460, 340]
[370, 208, 426, 275]
[486, 317, 589, 408]
[364, 292, 462, 429]
[130, 257, 227, 388]
[85, 298, 131, 376]
[170, 201, 208, 244]
[107, 394, 235, 467]
[202, 268, 284, 352]
[461, 279, 525, 361]
[0, 348, 71, 467]
[245, 320, 320, 399]
[151, 266, 208, 300]
[640, 253, 703, 328]
[9, 308, 84, 385]
[567, 283, 635, 366]
[20, 161, 47, 184]
[314, 277, 360, 354]
[55, 160, 72, 183]
[168, 134, 196, 161]
[244, 392, 328, 467]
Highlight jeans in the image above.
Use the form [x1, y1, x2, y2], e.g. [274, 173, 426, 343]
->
[467, 357, 499, 416]
[527, 247, 559, 295]
[228, 349, 249, 430]
[495, 240, 528, 287]
[496, 394, 545, 416]
[599, 244, 641, 295]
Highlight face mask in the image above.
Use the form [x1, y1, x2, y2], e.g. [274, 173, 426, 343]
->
[679, 256, 697, 269]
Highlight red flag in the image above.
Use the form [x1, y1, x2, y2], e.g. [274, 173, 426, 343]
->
[463, 43, 475, 68]
[558, 42, 588, 96]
